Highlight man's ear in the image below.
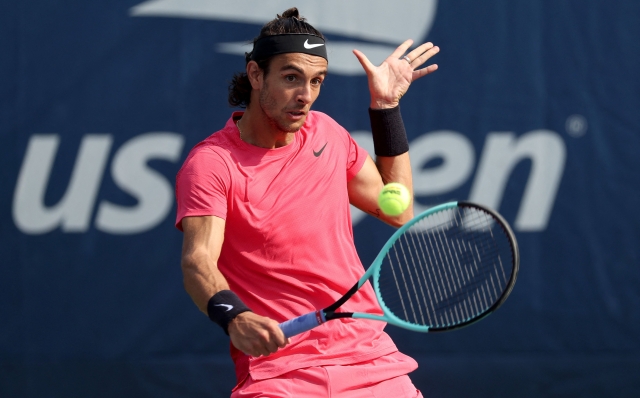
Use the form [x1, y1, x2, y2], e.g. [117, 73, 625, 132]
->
[246, 61, 263, 90]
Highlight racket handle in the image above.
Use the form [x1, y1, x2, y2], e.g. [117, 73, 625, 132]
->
[278, 310, 327, 338]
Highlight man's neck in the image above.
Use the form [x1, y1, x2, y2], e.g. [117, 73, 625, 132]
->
[237, 107, 296, 149]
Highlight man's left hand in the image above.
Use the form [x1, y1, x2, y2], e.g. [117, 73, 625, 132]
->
[353, 39, 440, 109]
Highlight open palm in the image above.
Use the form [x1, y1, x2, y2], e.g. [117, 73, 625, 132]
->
[354, 39, 440, 109]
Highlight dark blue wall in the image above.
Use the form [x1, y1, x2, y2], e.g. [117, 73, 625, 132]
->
[2, 1, 639, 396]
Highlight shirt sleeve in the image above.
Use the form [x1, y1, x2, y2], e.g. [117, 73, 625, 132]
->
[345, 130, 368, 182]
[175, 147, 230, 231]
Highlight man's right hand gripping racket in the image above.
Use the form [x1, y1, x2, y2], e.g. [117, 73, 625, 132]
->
[279, 201, 519, 337]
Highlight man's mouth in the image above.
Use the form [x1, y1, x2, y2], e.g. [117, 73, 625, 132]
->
[285, 109, 307, 120]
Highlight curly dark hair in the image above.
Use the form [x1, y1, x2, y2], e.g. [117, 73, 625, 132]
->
[227, 8, 325, 108]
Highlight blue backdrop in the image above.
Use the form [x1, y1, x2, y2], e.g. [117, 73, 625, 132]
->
[2, 1, 639, 397]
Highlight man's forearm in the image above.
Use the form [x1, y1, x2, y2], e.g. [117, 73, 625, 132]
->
[181, 254, 229, 314]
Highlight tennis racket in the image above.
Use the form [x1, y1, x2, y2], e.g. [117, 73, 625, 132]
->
[278, 201, 519, 338]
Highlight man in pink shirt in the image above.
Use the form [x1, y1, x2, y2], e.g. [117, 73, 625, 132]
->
[175, 7, 440, 397]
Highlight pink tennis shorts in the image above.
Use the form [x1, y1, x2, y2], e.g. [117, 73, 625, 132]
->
[230, 351, 422, 398]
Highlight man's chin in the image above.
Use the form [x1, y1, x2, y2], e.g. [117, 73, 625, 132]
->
[280, 117, 307, 133]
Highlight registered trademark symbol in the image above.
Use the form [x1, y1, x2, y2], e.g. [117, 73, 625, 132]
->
[565, 114, 588, 137]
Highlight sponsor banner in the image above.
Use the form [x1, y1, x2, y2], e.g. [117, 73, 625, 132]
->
[1, 1, 639, 396]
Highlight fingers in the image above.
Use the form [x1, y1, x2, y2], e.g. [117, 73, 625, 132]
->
[390, 39, 414, 59]
[405, 42, 438, 65]
[355, 40, 438, 75]
[250, 324, 287, 356]
[413, 64, 439, 80]
[248, 328, 285, 357]
[352, 49, 375, 75]
[402, 42, 440, 81]
[228, 313, 290, 358]
[403, 42, 439, 68]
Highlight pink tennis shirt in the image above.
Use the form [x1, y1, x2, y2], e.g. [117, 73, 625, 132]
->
[175, 111, 404, 384]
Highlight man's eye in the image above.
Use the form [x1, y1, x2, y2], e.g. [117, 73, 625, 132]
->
[285, 75, 296, 82]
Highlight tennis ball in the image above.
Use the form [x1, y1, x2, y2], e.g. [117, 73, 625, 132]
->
[378, 183, 411, 216]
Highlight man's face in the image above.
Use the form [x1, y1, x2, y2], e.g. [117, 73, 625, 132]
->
[257, 52, 328, 133]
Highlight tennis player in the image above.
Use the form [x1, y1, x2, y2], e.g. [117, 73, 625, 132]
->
[175, 7, 439, 397]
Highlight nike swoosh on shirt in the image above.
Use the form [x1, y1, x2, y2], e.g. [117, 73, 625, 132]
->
[313, 143, 328, 157]
[304, 39, 325, 49]
[214, 304, 233, 312]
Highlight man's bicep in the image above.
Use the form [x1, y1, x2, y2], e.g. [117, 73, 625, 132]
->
[181, 215, 226, 261]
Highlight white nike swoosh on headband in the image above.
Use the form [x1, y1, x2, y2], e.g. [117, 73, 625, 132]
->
[304, 39, 325, 49]
[214, 304, 233, 311]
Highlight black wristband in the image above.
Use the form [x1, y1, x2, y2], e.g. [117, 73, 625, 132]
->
[369, 106, 410, 157]
[207, 290, 252, 335]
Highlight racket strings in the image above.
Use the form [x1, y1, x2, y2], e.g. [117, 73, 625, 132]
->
[378, 206, 514, 329]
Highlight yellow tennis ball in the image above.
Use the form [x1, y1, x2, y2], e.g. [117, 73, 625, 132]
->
[378, 183, 411, 216]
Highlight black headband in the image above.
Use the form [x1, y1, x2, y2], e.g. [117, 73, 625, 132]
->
[250, 34, 328, 62]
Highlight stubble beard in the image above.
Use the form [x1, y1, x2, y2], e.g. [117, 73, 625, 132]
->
[259, 83, 303, 134]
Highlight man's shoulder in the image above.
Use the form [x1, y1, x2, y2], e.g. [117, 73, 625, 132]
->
[308, 110, 341, 127]
[190, 117, 237, 153]
[179, 122, 237, 173]
[307, 111, 352, 139]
